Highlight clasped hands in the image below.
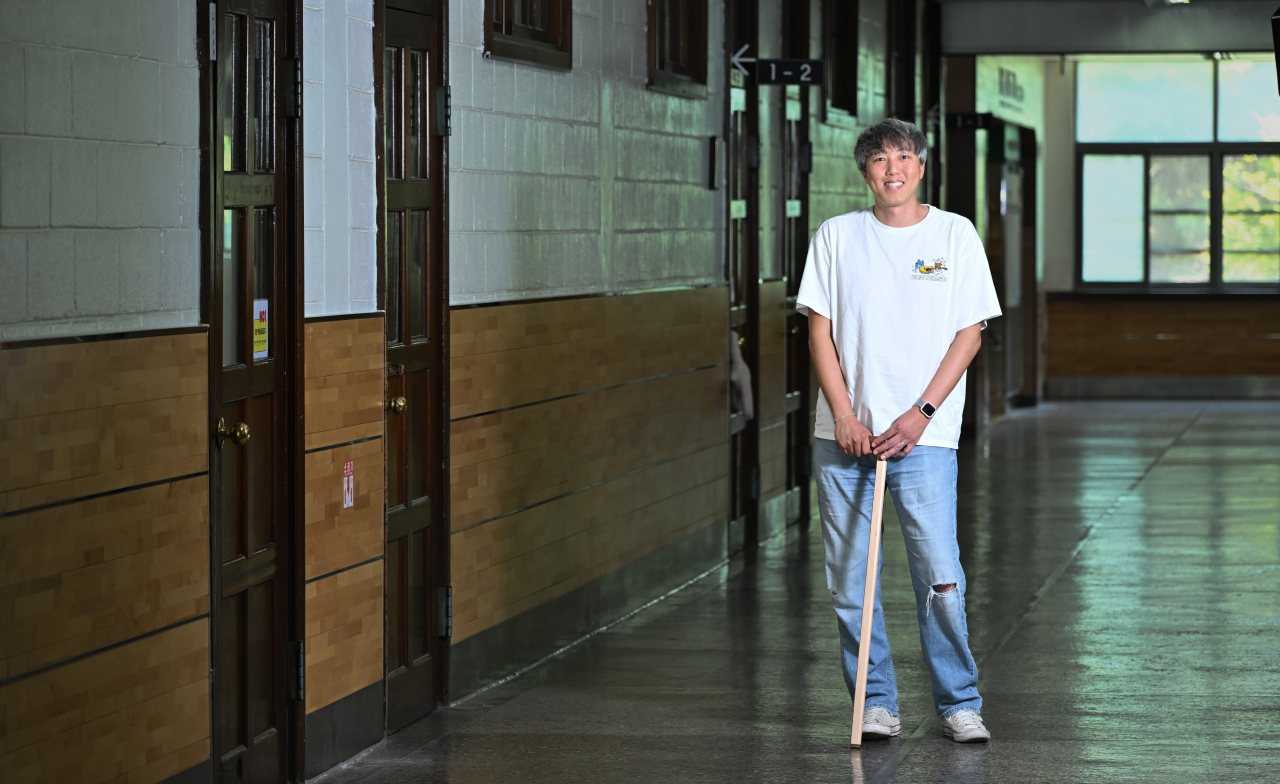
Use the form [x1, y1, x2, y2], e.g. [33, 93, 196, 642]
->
[834, 407, 930, 459]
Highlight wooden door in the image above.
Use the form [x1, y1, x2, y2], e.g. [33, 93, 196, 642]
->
[726, 0, 759, 552]
[381, 0, 448, 733]
[210, 1, 297, 781]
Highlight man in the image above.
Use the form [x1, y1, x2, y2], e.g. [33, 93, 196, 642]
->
[797, 118, 1001, 744]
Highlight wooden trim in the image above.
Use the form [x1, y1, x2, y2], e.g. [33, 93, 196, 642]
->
[304, 555, 385, 585]
[450, 283, 726, 311]
[0, 325, 208, 351]
[0, 470, 208, 520]
[304, 311, 385, 323]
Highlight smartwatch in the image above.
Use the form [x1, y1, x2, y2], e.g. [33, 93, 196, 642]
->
[914, 398, 937, 419]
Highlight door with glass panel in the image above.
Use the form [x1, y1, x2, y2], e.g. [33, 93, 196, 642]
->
[211, 1, 295, 781]
[383, 0, 447, 732]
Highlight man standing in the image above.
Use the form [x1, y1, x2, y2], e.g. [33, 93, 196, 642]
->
[797, 118, 1001, 743]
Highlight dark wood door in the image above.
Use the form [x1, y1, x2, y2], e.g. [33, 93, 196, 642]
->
[726, 0, 759, 553]
[381, 0, 447, 732]
[210, 1, 297, 781]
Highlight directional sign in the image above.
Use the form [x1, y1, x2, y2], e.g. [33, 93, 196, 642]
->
[756, 59, 825, 86]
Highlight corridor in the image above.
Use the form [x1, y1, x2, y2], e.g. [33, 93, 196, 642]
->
[316, 401, 1280, 783]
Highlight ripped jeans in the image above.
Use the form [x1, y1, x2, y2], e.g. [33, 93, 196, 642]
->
[814, 438, 981, 720]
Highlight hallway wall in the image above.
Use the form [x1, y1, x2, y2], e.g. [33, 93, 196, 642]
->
[0, 0, 201, 342]
[448, 0, 727, 304]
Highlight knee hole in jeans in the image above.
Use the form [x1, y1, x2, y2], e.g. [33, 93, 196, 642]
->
[932, 583, 957, 595]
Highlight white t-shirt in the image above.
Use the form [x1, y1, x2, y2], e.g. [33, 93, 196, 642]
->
[796, 206, 1001, 450]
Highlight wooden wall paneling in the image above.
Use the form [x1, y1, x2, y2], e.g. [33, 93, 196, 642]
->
[304, 562, 384, 715]
[0, 619, 210, 784]
[1047, 297, 1280, 377]
[450, 366, 729, 530]
[450, 288, 728, 419]
[757, 281, 787, 358]
[304, 439, 385, 581]
[756, 351, 786, 426]
[1, 478, 209, 680]
[450, 444, 730, 641]
[303, 317, 386, 451]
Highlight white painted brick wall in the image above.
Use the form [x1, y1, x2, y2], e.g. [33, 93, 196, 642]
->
[451, 0, 727, 305]
[806, 0, 886, 237]
[0, 0, 200, 341]
[301, 0, 377, 318]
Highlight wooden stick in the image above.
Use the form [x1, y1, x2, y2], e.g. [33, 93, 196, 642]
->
[851, 457, 888, 748]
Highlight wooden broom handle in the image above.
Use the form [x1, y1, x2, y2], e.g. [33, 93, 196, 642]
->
[851, 458, 888, 748]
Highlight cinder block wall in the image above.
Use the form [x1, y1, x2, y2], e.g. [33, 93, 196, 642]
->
[0, 1, 201, 342]
[448, 0, 727, 304]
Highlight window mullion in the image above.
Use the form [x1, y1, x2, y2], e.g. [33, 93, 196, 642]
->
[1143, 152, 1150, 285]
[1210, 148, 1224, 288]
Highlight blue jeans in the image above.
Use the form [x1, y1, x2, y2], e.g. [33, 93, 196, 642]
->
[814, 438, 981, 719]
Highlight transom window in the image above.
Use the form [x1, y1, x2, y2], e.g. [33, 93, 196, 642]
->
[1077, 55, 1280, 288]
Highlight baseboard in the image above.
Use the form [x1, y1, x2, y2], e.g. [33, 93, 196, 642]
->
[448, 519, 727, 700]
[158, 759, 212, 784]
[1046, 375, 1280, 400]
[304, 681, 385, 780]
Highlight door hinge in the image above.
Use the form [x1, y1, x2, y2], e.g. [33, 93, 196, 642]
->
[436, 85, 452, 136]
[288, 641, 305, 700]
[284, 57, 302, 118]
[436, 586, 452, 638]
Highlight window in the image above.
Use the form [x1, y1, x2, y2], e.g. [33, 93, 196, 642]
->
[823, 0, 858, 119]
[1077, 56, 1280, 288]
[647, 0, 707, 98]
[486, 0, 571, 71]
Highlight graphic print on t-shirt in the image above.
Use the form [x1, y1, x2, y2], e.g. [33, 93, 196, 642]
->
[911, 258, 948, 282]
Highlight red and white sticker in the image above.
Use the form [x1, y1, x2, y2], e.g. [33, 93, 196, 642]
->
[342, 460, 355, 509]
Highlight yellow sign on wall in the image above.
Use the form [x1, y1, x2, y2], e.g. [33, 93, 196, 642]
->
[253, 299, 268, 359]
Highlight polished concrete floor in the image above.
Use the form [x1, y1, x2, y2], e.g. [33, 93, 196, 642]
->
[318, 402, 1280, 783]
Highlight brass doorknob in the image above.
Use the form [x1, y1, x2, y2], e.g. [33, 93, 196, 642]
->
[216, 417, 251, 446]
[388, 395, 408, 415]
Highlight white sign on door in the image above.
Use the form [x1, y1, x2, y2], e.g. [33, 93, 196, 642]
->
[343, 460, 354, 509]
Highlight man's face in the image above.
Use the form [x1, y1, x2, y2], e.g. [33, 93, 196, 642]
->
[862, 143, 925, 208]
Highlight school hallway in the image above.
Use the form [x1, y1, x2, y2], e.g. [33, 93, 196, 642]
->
[313, 401, 1280, 784]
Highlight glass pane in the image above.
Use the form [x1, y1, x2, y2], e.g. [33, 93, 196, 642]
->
[1223, 213, 1279, 252]
[387, 211, 403, 344]
[253, 209, 273, 360]
[1150, 253, 1209, 284]
[1218, 56, 1280, 142]
[1149, 156, 1209, 212]
[1224, 155, 1280, 212]
[1082, 155, 1145, 282]
[408, 211, 426, 339]
[1150, 214, 1209, 253]
[222, 14, 245, 171]
[254, 18, 275, 173]
[223, 209, 243, 365]
[409, 50, 428, 180]
[1076, 60, 1213, 142]
[384, 47, 402, 181]
[1224, 253, 1280, 283]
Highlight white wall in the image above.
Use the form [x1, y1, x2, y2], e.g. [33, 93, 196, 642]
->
[448, 0, 726, 305]
[0, 0, 200, 341]
[302, 0, 377, 318]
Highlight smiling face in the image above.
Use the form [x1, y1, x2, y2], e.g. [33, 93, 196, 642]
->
[861, 142, 925, 209]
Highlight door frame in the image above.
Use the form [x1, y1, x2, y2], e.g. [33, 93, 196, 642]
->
[373, 0, 452, 715]
[198, 0, 307, 778]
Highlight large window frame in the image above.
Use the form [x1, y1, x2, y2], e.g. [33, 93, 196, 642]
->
[647, 0, 707, 99]
[485, 0, 572, 71]
[1075, 57, 1280, 293]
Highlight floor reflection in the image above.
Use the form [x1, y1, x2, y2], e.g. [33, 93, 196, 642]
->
[319, 402, 1280, 784]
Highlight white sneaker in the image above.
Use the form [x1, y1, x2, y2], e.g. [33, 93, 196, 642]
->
[941, 710, 990, 743]
[861, 706, 902, 740]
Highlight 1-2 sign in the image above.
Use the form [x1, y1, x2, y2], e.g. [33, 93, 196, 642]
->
[756, 59, 825, 86]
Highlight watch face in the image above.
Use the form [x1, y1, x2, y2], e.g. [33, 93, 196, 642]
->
[921, 402, 937, 418]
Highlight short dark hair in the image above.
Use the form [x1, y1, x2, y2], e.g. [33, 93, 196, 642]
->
[854, 118, 929, 173]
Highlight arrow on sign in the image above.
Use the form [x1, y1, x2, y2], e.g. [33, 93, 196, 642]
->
[731, 44, 755, 76]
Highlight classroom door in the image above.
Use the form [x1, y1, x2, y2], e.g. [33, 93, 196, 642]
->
[210, 1, 297, 780]
[382, 0, 448, 732]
